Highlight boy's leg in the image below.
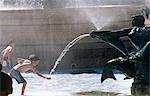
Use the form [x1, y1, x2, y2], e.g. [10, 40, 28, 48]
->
[21, 82, 27, 95]
[7, 58, 13, 69]
[10, 69, 27, 95]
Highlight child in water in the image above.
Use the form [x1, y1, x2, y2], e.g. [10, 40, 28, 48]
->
[1, 40, 15, 73]
[10, 54, 51, 95]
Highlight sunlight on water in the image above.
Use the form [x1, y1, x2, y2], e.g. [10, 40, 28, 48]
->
[10, 73, 133, 96]
[49, 34, 90, 75]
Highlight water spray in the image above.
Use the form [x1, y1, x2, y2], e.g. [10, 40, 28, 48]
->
[49, 34, 90, 75]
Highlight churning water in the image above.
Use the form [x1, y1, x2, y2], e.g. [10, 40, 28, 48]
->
[10, 73, 133, 96]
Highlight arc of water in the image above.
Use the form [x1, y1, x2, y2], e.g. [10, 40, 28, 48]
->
[49, 34, 90, 75]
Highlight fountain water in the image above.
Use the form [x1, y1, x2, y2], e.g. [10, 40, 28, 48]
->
[49, 34, 90, 75]
[48, 0, 146, 75]
[77, 0, 146, 30]
[0, 0, 146, 95]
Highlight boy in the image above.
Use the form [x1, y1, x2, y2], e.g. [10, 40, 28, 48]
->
[10, 54, 51, 95]
[1, 40, 15, 73]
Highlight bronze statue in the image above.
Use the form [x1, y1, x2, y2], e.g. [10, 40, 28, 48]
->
[90, 15, 150, 95]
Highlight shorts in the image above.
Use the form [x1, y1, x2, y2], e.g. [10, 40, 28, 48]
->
[3, 57, 8, 61]
[2, 57, 12, 69]
[10, 69, 26, 84]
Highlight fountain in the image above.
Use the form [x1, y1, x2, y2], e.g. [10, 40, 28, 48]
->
[46, 0, 149, 95]
[0, 0, 147, 70]
[89, 15, 150, 95]
[0, 0, 149, 95]
[49, 34, 90, 75]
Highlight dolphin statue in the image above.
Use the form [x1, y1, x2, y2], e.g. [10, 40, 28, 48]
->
[90, 29, 140, 83]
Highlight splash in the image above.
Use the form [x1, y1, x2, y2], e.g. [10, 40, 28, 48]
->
[49, 34, 90, 75]
[77, 0, 145, 30]
[81, 5, 128, 30]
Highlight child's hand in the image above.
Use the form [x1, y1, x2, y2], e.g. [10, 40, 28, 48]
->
[46, 77, 51, 80]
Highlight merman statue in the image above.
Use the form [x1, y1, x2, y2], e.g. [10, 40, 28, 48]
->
[90, 15, 150, 95]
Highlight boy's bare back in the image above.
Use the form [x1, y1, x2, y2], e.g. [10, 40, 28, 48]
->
[1, 46, 13, 58]
[13, 59, 35, 73]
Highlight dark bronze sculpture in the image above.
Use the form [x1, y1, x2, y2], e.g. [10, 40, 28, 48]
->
[90, 15, 150, 95]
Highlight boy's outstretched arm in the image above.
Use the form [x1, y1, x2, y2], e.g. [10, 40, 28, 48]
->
[32, 67, 51, 80]
[17, 58, 27, 64]
[36, 72, 51, 80]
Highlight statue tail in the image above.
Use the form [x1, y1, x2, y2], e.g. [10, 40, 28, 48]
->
[101, 64, 117, 83]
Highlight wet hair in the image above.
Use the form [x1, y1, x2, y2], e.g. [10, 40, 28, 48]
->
[131, 15, 145, 27]
[0, 64, 2, 71]
[28, 54, 40, 61]
[5, 40, 15, 47]
[8, 40, 15, 45]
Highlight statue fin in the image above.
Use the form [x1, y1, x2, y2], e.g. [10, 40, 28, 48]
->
[101, 64, 117, 83]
